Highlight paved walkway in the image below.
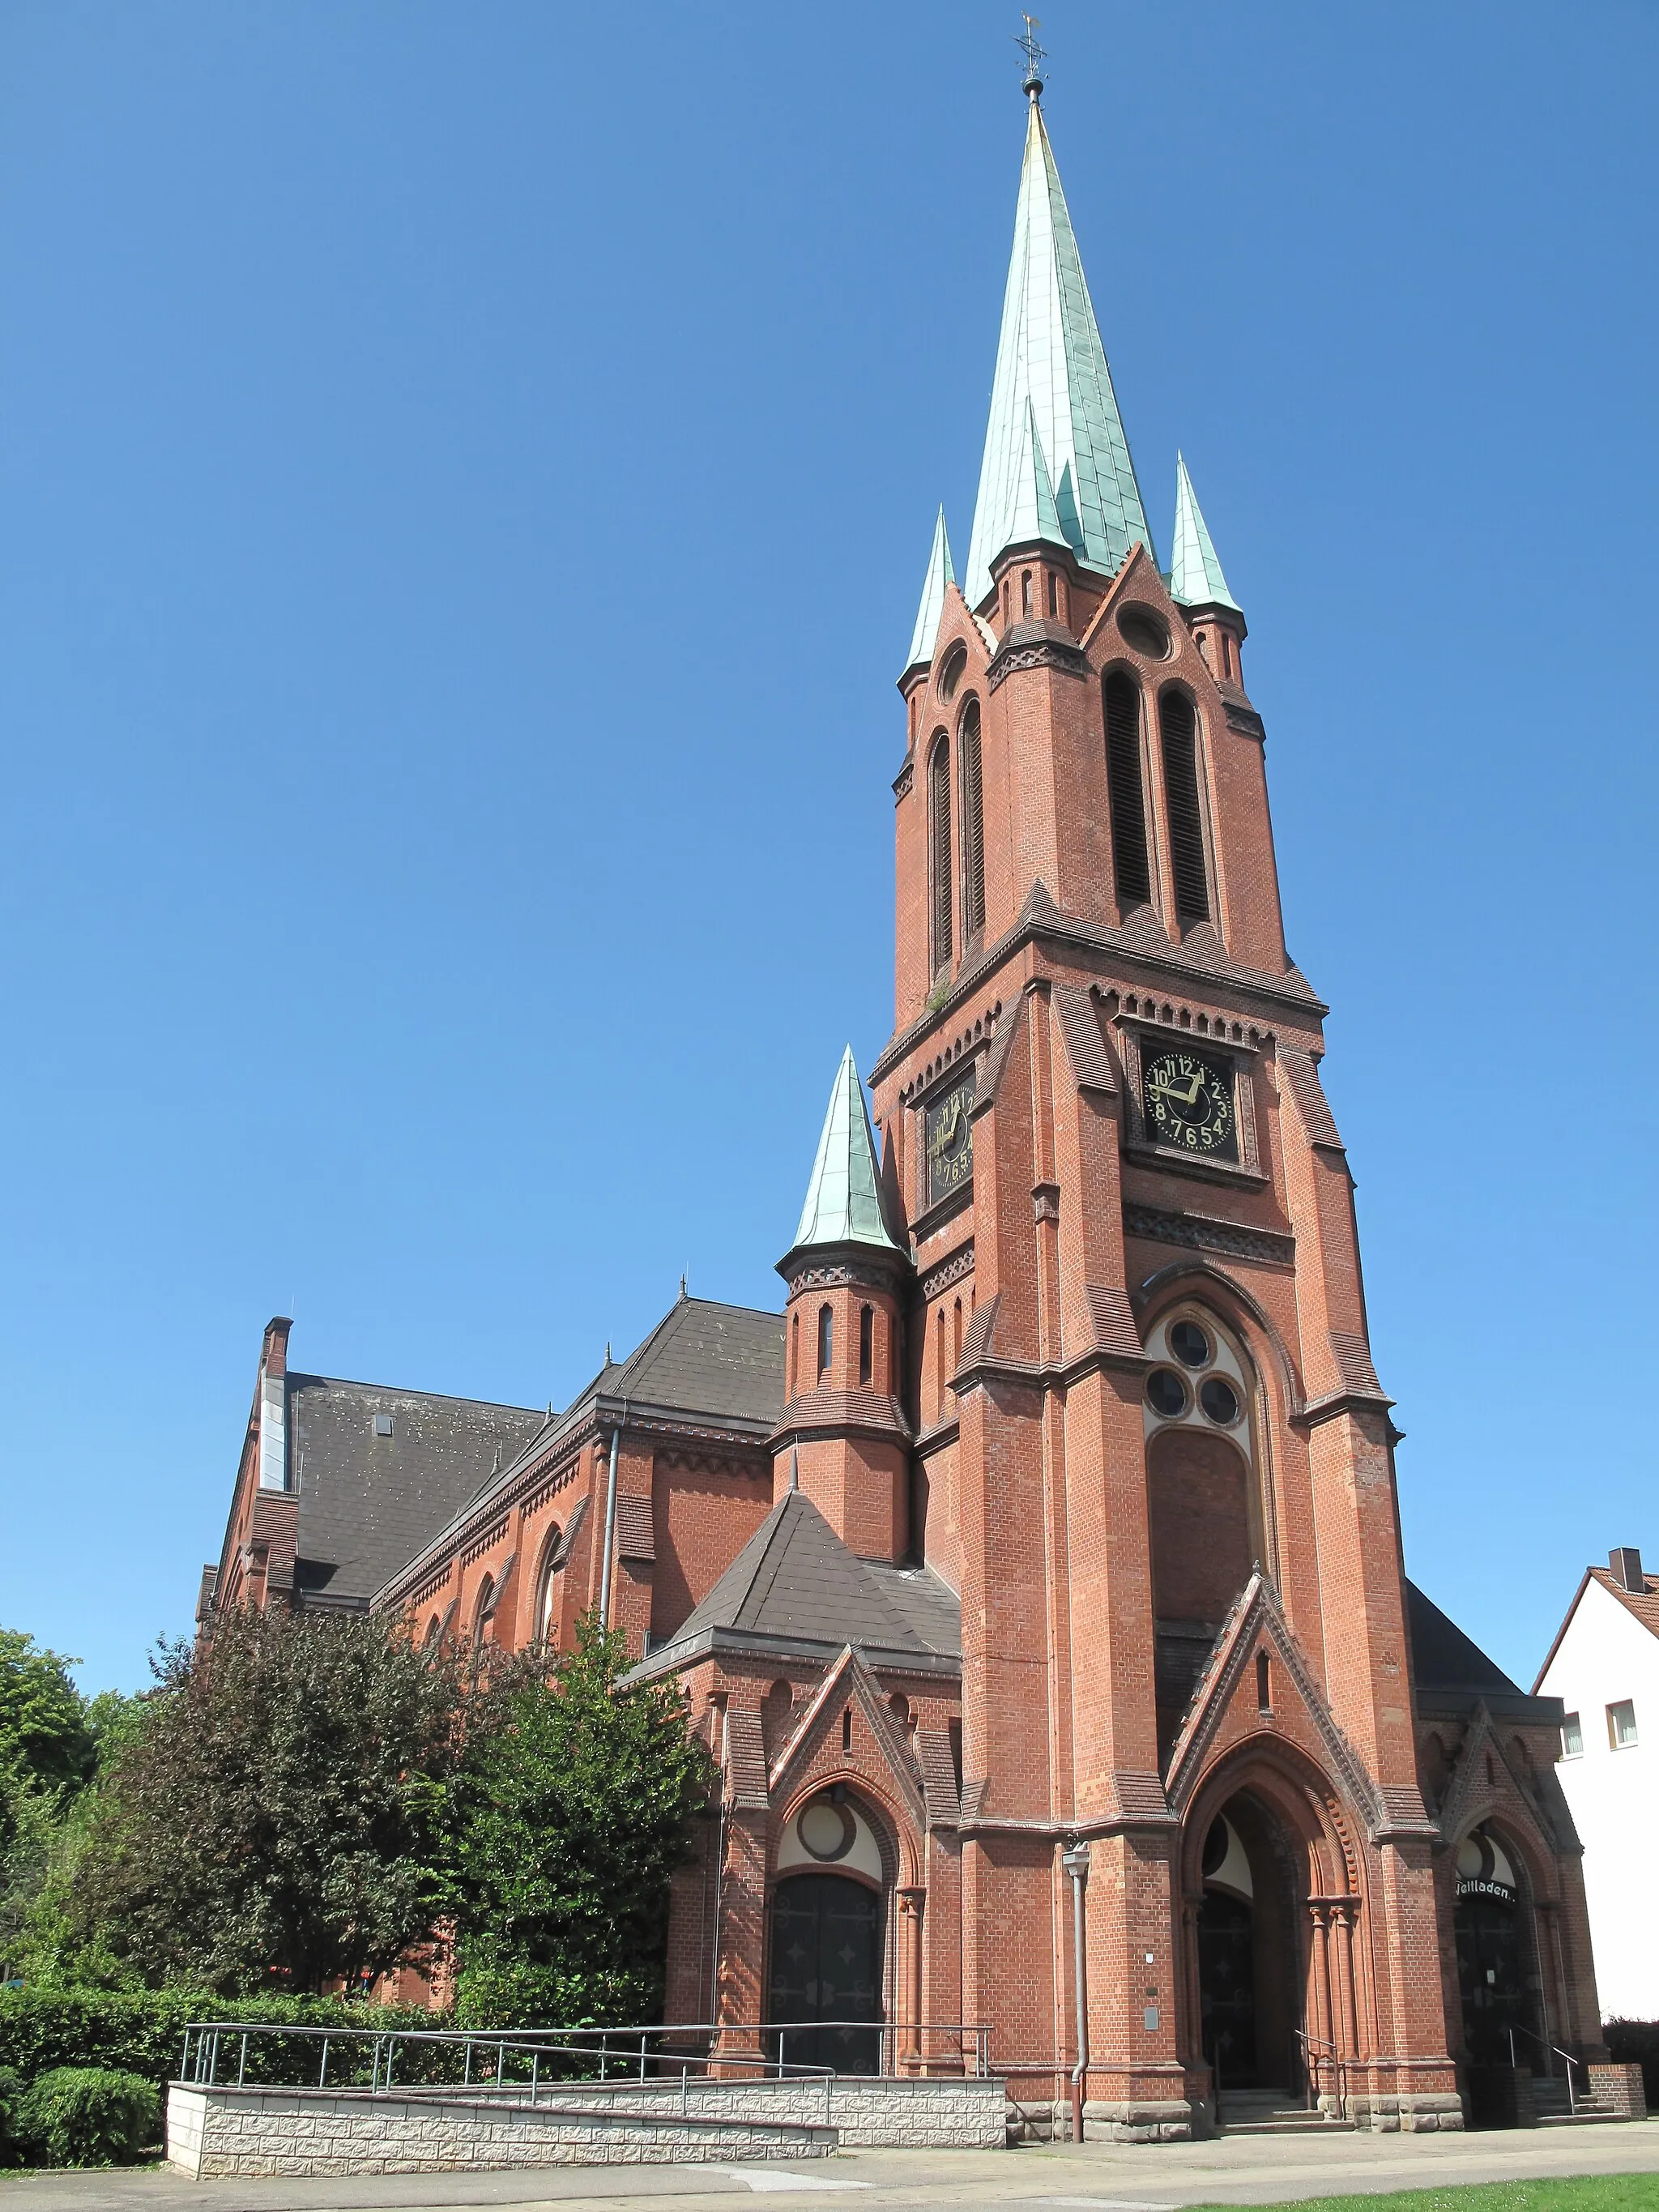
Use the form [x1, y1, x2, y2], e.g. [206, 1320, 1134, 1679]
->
[6, 2120, 1659, 2212]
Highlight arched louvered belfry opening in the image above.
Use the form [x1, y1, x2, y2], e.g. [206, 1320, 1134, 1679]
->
[1159, 687, 1210, 923]
[929, 731, 953, 973]
[1104, 669, 1151, 905]
[957, 698, 985, 944]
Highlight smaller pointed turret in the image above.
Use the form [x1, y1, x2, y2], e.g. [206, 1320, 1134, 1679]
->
[1002, 399, 1068, 558]
[774, 1047, 911, 1561]
[902, 508, 956, 680]
[791, 1046, 903, 1258]
[1170, 453, 1241, 613]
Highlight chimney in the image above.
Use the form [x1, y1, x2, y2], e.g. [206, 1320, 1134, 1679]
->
[1609, 1546, 1645, 1593]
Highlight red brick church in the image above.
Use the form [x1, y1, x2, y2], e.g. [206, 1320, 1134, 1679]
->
[203, 75, 1604, 2137]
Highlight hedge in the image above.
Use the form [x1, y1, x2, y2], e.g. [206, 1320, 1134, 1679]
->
[0, 1990, 441, 2103]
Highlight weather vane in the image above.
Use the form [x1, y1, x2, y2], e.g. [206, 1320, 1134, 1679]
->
[1016, 13, 1047, 96]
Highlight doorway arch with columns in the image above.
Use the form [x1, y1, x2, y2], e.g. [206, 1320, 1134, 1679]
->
[1179, 1745, 1367, 2115]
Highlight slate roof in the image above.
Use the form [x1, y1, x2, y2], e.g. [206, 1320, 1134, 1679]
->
[602, 1295, 785, 1428]
[289, 1376, 544, 1611]
[1407, 1579, 1557, 1722]
[370, 1296, 787, 1604]
[629, 1489, 962, 1684]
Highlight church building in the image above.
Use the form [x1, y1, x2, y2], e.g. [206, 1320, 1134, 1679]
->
[203, 73, 1604, 2138]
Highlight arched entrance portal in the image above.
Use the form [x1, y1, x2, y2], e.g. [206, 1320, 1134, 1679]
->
[1453, 1826, 1535, 2068]
[767, 1873, 882, 2074]
[1194, 1800, 1304, 2098]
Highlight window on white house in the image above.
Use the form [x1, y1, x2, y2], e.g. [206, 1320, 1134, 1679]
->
[1607, 1699, 1639, 1750]
[1560, 1711, 1583, 1758]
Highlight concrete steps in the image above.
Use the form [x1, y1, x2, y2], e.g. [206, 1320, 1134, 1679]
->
[1533, 2078, 1625, 2126]
[1221, 2089, 1354, 2137]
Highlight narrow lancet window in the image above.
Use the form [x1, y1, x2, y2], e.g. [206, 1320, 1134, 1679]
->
[958, 699, 985, 942]
[1159, 689, 1210, 921]
[929, 732, 953, 971]
[1104, 671, 1152, 905]
[817, 1303, 834, 1382]
[859, 1304, 874, 1386]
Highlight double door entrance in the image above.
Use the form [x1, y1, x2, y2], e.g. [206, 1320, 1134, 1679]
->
[766, 1872, 883, 2074]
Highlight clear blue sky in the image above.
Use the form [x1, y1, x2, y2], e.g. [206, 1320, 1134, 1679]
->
[2, 2, 1655, 1697]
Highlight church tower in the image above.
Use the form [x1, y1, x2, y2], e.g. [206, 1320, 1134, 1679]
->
[872, 74, 1468, 2134]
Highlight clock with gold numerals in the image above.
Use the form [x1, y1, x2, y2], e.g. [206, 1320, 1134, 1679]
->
[924, 1069, 976, 1207]
[1142, 1048, 1237, 1159]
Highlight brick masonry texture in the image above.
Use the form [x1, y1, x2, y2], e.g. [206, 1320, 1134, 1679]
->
[204, 129, 1607, 2143]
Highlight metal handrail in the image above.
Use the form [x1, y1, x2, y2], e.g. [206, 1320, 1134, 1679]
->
[177, 2018, 995, 2097]
[1507, 2022, 1584, 2111]
[1294, 2026, 1346, 2118]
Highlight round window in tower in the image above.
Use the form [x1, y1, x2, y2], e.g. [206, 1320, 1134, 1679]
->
[1146, 1369, 1188, 1419]
[1170, 1319, 1212, 1369]
[1200, 1376, 1241, 1426]
[798, 1796, 856, 1863]
[1118, 605, 1171, 660]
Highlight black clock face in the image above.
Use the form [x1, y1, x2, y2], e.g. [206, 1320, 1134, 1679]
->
[924, 1070, 976, 1207]
[1142, 1048, 1236, 1159]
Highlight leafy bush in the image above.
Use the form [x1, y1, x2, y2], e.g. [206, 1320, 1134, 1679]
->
[15, 2067, 159, 2167]
[0, 2066, 23, 2164]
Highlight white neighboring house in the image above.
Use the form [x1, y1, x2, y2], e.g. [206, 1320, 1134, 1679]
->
[1535, 1546, 1659, 2022]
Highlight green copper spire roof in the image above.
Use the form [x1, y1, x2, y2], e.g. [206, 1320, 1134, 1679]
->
[964, 97, 1154, 609]
[1169, 452, 1240, 612]
[1004, 399, 1068, 557]
[791, 1046, 902, 1256]
[903, 507, 956, 676]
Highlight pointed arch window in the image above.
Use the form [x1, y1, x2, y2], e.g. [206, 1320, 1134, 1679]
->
[859, 1304, 874, 1387]
[1104, 671, 1152, 905]
[957, 699, 985, 943]
[1158, 688, 1210, 922]
[929, 731, 953, 973]
[817, 1303, 834, 1382]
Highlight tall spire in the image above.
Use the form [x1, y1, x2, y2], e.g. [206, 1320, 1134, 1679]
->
[902, 506, 956, 677]
[1169, 452, 1240, 613]
[964, 98, 1154, 609]
[791, 1047, 902, 1256]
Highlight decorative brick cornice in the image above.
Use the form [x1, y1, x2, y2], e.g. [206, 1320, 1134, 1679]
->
[892, 757, 914, 801]
[918, 1241, 975, 1303]
[1223, 701, 1266, 741]
[1124, 1204, 1295, 1269]
[770, 1386, 914, 1450]
[986, 634, 1091, 692]
[781, 1252, 906, 1295]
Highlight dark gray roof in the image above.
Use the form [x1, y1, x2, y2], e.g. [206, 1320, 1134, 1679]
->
[1407, 1579, 1559, 1723]
[635, 1490, 962, 1680]
[602, 1296, 784, 1427]
[291, 1376, 544, 1610]
[1407, 1580, 1520, 1696]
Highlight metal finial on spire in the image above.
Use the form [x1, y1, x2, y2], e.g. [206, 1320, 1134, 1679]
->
[1015, 13, 1046, 97]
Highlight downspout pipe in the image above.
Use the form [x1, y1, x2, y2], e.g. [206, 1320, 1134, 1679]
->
[598, 1413, 623, 1630]
[1061, 1840, 1091, 2143]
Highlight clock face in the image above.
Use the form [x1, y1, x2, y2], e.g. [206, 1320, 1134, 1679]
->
[924, 1070, 976, 1207]
[1142, 1048, 1236, 1159]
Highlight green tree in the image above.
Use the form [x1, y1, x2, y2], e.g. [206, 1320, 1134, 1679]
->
[0, 1632, 92, 1813]
[66, 1608, 480, 1994]
[449, 1617, 714, 2025]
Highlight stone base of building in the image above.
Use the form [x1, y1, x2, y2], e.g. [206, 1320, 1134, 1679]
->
[165, 2084, 835, 2176]
[1345, 2093, 1465, 2133]
[1006, 2096, 1194, 2143]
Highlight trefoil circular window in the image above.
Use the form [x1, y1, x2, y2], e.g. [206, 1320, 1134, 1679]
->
[1146, 1369, 1188, 1419]
[1200, 1377, 1241, 1426]
[1170, 1320, 1211, 1369]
